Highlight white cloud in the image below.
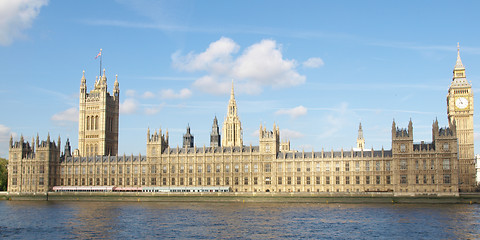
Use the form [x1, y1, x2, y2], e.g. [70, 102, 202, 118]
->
[0, 124, 16, 158]
[281, 129, 304, 139]
[173, 37, 238, 72]
[51, 107, 79, 123]
[125, 89, 136, 97]
[0, 0, 48, 46]
[0, 124, 12, 142]
[144, 104, 165, 115]
[142, 91, 155, 99]
[172, 37, 306, 95]
[192, 76, 231, 95]
[303, 57, 324, 68]
[160, 88, 192, 99]
[317, 102, 357, 140]
[120, 98, 139, 114]
[275, 105, 307, 118]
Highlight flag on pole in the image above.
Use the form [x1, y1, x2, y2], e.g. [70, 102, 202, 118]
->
[95, 49, 102, 59]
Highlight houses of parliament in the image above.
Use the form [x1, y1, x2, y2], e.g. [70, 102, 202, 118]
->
[6, 46, 476, 196]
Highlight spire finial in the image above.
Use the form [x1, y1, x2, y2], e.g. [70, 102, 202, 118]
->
[455, 42, 465, 70]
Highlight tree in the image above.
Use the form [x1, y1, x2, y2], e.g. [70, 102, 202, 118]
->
[0, 158, 7, 191]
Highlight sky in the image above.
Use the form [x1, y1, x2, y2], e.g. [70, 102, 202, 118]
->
[1, 0, 480, 158]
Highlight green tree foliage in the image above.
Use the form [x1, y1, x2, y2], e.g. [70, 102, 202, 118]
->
[0, 158, 7, 191]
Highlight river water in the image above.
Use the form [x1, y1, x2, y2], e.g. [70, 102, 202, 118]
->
[0, 201, 479, 239]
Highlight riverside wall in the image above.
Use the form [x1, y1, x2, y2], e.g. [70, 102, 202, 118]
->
[1, 191, 480, 204]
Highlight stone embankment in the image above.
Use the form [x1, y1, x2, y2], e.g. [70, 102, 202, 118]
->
[1, 191, 480, 204]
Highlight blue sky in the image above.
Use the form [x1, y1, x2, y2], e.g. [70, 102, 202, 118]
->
[1, 0, 480, 158]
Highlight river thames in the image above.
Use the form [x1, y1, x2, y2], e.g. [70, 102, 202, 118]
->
[0, 201, 479, 239]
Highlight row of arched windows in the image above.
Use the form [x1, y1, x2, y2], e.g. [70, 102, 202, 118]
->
[86, 115, 99, 131]
[86, 144, 98, 156]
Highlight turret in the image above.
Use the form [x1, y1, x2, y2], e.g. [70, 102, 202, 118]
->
[64, 138, 72, 157]
[356, 122, 365, 149]
[210, 116, 221, 147]
[147, 128, 169, 156]
[259, 123, 280, 154]
[183, 124, 194, 148]
[80, 70, 87, 96]
[113, 74, 119, 98]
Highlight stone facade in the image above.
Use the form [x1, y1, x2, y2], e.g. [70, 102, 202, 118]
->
[78, 69, 119, 157]
[7, 49, 474, 196]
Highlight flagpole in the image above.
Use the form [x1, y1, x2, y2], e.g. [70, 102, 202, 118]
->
[99, 48, 102, 77]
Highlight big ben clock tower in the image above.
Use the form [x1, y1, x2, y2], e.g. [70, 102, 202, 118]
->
[447, 43, 475, 191]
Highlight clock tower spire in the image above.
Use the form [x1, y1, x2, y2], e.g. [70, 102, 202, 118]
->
[447, 43, 475, 191]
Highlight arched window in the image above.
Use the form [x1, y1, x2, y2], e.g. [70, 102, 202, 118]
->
[95, 144, 98, 155]
[86, 116, 90, 130]
[95, 116, 99, 130]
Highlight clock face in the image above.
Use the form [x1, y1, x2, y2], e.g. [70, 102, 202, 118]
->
[455, 97, 469, 109]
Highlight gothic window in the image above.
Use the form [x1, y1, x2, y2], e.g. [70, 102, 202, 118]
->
[443, 159, 450, 170]
[400, 175, 407, 184]
[87, 116, 90, 130]
[400, 144, 406, 152]
[244, 164, 249, 173]
[265, 164, 271, 172]
[95, 116, 99, 130]
[443, 143, 449, 151]
[400, 160, 407, 170]
[444, 174, 451, 184]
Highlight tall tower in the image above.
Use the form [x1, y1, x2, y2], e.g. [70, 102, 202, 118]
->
[78, 69, 120, 157]
[222, 81, 243, 147]
[356, 122, 365, 149]
[210, 116, 221, 147]
[447, 43, 475, 191]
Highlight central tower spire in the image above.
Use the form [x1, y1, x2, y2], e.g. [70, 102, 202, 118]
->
[356, 122, 365, 149]
[222, 80, 243, 147]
